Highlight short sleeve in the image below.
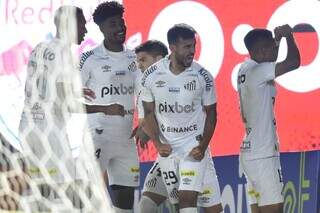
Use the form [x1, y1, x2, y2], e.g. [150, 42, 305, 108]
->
[79, 51, 93, 86]
[198, 68, 217, 106]
[253, 62, 276, 85]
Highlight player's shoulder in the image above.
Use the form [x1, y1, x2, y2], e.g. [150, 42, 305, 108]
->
[141, 58, 167, 86]
[124, 47, 136, 60]
[79, 48, 95, 70]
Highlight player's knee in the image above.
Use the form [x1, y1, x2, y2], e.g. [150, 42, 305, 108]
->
[139, 195, 158, 213]
[178, 190, 198, 209]
[111, 185, 135, 209]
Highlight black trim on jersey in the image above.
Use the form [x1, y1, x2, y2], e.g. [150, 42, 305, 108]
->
[141, 64, 157, 86]
[79, 51, 94, 70]
[198, 68, 213, 91]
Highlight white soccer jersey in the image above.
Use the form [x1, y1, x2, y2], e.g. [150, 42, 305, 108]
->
[80, 43, 140, 140]
[135, 74, 145, 119]
[237, 59, 279, 160]
[20, 38, 75, 128]
[141, 58, 216, 150]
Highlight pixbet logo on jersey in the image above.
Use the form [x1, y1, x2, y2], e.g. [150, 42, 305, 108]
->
[158, 102, 195, 114]
[101, 84, 134, 97]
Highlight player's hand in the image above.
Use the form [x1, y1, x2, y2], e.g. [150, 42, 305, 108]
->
[130, 126, 150, 149]
[189, 145, 206, 161]
[83, 88, 96, 101]
[156, 143, 172, 157]
[105, 104, 125, 116]
[274, 24, 293, 42]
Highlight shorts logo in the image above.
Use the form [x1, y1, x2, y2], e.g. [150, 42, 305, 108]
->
[184, 80, 196, 91]
[181, 170, 196, 176]
[168, 87, 180, 93]
[155, 80, 166, 88]
[199, 189, 212, 196]
[131, 167, 139, 173]
[182, 177, 192, 185]
[101, 65, 111, 72]
[134, 175, 139, 182]
[158, 102, 195, 114]
[101, 84, 134, 96]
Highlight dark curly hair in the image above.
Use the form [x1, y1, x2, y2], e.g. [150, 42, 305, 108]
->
[93, 1, 124, 25]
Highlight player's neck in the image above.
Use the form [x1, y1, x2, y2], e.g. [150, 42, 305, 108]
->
[169, 60, 185, 75]
[103, 40, 123, 52]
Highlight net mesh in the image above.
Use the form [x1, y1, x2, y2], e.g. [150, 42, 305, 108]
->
[0, 6, 113, 213]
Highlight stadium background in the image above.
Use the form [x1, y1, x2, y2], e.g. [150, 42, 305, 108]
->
[0, 0, 319, 212]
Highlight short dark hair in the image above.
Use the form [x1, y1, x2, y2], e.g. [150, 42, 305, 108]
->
[167, 23, 196, 45]
[93, 1, 124, 25]
[135, 40, 168, 57]
[244, 29, 273, 51]
[54, 6, 83, 27]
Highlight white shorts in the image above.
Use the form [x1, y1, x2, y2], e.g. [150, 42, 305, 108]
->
[91, 128, 139, 187]
[240, 155, 284, 206]
[148, 150, 221, 206]
[19, 120, 75, 184]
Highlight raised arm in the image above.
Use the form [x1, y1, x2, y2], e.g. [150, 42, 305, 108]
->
[274, 24, 301, 77]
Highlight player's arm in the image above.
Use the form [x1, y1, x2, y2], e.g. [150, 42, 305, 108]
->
[274, 24, 300, 77]
[190, 103, 217, 161]
[143, 101, 171, 157]
[56, 83, 125, 116]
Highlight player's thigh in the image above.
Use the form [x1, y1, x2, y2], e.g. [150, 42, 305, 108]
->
[242, 157, 284, 207]
[198, 156, 222, 211]
[158, 155, 180, 204]
[142, 159, 168, 204]
[108, 142, 139, 187]
[259, 203, 283, 213]
[179, 152, 207, 193]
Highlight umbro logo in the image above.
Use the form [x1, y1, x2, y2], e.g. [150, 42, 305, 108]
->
[155, 80, 166, 88]
[101, 65, 111, 72]
[184, 80, 196, 91]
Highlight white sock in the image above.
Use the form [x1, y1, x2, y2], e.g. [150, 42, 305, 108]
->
[113, 207, 133, 213]
[139, 195, 158, 213]
[180, 207, 197, 213]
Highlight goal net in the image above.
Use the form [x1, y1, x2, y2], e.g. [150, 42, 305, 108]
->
[0, 6, 113, 213]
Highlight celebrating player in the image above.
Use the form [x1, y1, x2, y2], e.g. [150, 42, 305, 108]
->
[79, 2, 140, 212]
[140, 24, 223, 213]
[237, 25, 300, 213]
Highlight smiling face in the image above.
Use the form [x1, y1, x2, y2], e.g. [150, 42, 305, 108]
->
[99, 15, 126, 45]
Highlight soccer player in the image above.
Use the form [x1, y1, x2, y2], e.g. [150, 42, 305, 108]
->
[19, 5, 124, 209]
[237, 24, 300, 213]
[141, 24, 223, 213]
[136, 40, 223, 213]
[79, 2, 140, 212]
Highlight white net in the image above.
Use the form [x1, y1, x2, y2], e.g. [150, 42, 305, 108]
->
[0, 6, 113, 213]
